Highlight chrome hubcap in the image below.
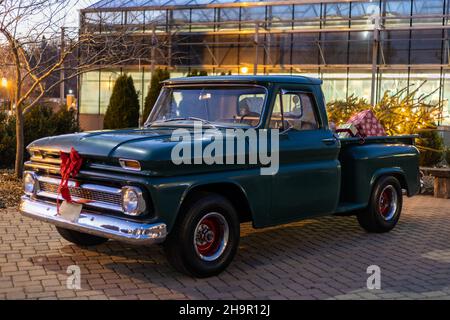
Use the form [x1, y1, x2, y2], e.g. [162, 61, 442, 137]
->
[194, 212, 229, 262]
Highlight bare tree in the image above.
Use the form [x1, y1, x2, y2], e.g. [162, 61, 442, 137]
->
[0, 0, 174, 178]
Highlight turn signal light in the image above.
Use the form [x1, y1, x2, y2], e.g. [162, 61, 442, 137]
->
[119, 159, 141, 171]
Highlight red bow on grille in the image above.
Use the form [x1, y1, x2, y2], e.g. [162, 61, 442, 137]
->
[57, 147, 83, 213]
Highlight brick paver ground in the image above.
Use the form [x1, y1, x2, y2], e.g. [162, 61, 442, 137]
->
[1, 195, 449, 300]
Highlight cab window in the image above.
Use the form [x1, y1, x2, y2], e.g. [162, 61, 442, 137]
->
[269, 91, 319, 131]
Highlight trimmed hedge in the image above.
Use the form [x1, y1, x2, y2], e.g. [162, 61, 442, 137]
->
[142, 68, 170, 124]
[103, 74, 140, 129]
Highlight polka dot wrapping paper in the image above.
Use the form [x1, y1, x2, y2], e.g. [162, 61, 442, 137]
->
[346, 109, 386, 137]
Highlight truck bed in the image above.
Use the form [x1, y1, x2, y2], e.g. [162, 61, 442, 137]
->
[335, 134, 420, 214]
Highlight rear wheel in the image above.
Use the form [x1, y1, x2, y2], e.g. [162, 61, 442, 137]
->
[164, 193, 240, 278]
[56, 227, 109, 246]
[357, 176, 403, 233]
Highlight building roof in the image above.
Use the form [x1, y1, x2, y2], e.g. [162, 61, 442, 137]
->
[88, 0, 269, 9]
[87, 0, 340, 10]
[163, 75, 323, 85]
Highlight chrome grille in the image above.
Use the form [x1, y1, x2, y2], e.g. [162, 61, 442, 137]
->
[39, 181, 122, 207]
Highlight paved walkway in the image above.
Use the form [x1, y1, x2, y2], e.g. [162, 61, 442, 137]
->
[1, 196, 450, 300]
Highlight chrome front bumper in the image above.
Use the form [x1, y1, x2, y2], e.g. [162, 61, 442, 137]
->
[19, 196, 167, 245]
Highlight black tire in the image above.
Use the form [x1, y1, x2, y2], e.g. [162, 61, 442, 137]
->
[56, 227, 109, 246]
[357, 176, 403, 233]
[164, 193, 240, 278]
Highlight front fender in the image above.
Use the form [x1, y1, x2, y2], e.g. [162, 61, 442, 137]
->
[148, 169, 270, 233]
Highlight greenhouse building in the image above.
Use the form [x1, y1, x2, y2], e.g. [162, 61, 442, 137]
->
[79, 0, 450, 130]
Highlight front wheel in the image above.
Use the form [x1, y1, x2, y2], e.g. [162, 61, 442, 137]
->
[357, 176, 403, 233]
[164, 193, 240, 278]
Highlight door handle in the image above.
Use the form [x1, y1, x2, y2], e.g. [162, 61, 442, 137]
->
[322, 138, 337, 145]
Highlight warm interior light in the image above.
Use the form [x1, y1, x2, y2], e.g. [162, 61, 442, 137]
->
[1, 78, 7, 88]
[240, 66, 249, 74]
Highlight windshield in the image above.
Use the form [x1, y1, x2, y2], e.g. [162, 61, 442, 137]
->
[146, 85, 267, 128]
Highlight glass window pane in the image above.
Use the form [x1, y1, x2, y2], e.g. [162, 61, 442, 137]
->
[172, 9, 190, 23]
[215, 35, 239, 65]
[145, 10, 166, 31]
[381, 31, 410, 64]
[191, 9, 215, 32]
[409, 71, 441, 103]
[351, 1, 381, 27]
[349, 31, 373, 64]
[269, 5, 293, 21]
[347, 71, 372, 101]
[412, 0, 444, 25]
[442, 71, 450, 125]
[239, 35, 263, 66]
[378, 70, 409, 102]
[80, 72, 100, 115]
[322, 72, 348, 102]
[217, 8, 240, 30]
[292, 33, 319, 65]
[171, 9, 190, 31]
[266, 34, 291, 66]
[294, 4, 321, 29]
[270, 92, 318, 130]
[410, 30, 443, 64]
[322, 32, 348, 64]
[126, 11, 145, 32]
[384, 0, 412, 26]
[268, 5, 293, 30]
[241, 6, 266, 30]
[323, 2, 350, 28]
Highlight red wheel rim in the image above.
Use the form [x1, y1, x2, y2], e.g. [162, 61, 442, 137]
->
[196, 217, 221, 256]
[379, 189, 392, 216]
[378, 185, 398, 221]
[194, 213, 229, 261]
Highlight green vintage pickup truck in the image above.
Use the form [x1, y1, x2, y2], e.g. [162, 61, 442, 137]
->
[20, 75, 420, 277]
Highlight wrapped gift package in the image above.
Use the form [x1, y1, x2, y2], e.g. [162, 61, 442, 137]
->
[336, 123, 359, 138]
[346, 109, 386, 137]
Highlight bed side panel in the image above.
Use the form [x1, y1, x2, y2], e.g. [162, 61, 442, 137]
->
[339, 143, 420, 206]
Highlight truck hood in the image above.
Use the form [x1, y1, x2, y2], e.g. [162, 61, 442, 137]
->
[27, 127, 256, 175]
[28, 128, 174, 159]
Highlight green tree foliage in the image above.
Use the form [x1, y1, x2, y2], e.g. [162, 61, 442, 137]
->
[0, 105, 79, 168]
[142, 68, 170, 124]
[0, 112, 16, 168]
[25, 105, 79, 144]
[417, 130, 444, 167]
[103, 74, 140, 129]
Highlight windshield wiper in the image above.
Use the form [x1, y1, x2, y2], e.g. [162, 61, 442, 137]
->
[150, 117, 217, 128]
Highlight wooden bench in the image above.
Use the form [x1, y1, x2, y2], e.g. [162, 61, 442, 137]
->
[421, 167, 450, 199]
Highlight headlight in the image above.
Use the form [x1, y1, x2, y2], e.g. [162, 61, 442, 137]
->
[23, 171, 39, 196]
[121, 186, 146, 216]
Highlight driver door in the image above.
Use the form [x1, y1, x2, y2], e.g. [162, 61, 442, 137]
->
[269, 88, 340, 224]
